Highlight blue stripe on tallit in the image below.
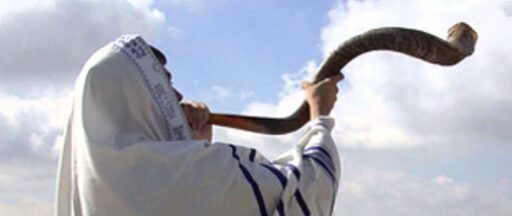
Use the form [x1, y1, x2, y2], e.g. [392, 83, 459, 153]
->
[228, 145, 268, 216]
[285, 164, 311, 216]
[303, 155, 336, 183]
[304, 146, 335, 171]
[276, 200, 285, 216]
[259, 164, 287, 216]
[286, 165, 301, 180]
[305, 152, 335, 174]
[259, 164, 287, 188]
[294, 190, 311, 216]
[249, 148, 256, 162]
[229, 145, 241, 160]
[304, 146, 332, 161]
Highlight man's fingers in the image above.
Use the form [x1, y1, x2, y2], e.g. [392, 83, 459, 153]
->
[301, 81, 313, 90]
[303, 73, 344, 89]
[192, 102, 209, 126]
[197, 107, 208, 127]
[332, 73, 344, 82]
[181, 101, 210, 130]
[181, 105, 195, 129]
[193, 108, 201, 130]
[322, 73, 344, 84]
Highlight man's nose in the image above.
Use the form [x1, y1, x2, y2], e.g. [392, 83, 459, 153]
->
[173, 88, 183, 102]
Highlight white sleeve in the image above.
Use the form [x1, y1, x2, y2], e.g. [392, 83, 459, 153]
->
[296, 116, 340, 215]
[262, 116, 341, 216]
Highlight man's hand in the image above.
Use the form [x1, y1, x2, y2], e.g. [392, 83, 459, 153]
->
[302, 74, 343, 120]
[181, 101, 212, 142]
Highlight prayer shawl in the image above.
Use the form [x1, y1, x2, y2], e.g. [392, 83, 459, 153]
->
[55, 35, 341, 216]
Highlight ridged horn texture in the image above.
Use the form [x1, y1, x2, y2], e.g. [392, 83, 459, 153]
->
[207, 22, 478, 134]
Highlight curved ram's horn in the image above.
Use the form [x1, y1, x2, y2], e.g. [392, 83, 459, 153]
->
[208, 22, 478, 134]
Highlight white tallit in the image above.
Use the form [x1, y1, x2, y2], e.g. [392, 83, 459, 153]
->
[55, 35, 341, 216]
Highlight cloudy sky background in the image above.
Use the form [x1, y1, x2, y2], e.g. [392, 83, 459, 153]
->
[1, 0, 511, 215]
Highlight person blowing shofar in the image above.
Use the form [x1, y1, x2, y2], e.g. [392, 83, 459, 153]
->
[55, 35, 342, 216]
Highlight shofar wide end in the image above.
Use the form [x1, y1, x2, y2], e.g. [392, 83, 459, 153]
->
[447, 22, 478, 56]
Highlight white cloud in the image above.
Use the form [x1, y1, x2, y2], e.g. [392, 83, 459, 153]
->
[0, 196, 52, 216]
[0, 0, 165, 96]
[328, 0, 512, 212]
[210, 86, 232, 98]
[0, 0, 55, 17]
[328, 0, 511, 150]
[336, 168, 512, 215]
[0, 92, 72, 162]
[239, 91, 256, 101]
[165, 26, 185, 39]
[504, 1, 512, 16]
[243, 61, 315, 118]
[432, 175, 455, 184]
[200, 85, 260, 103]
[0, 164, 55, 215]
[163, 0, 229, 10]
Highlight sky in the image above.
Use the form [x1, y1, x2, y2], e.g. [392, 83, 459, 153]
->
[0, 0, 511, 215]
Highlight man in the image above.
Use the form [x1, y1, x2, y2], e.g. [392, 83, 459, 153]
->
[56, 35, 342, 216]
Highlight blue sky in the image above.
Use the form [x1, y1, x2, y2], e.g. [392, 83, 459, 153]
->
[153, 1, 336, 112]
[1, 0, 512, 215]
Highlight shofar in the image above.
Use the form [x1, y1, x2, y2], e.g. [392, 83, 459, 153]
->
[208, 22, 478, 134]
